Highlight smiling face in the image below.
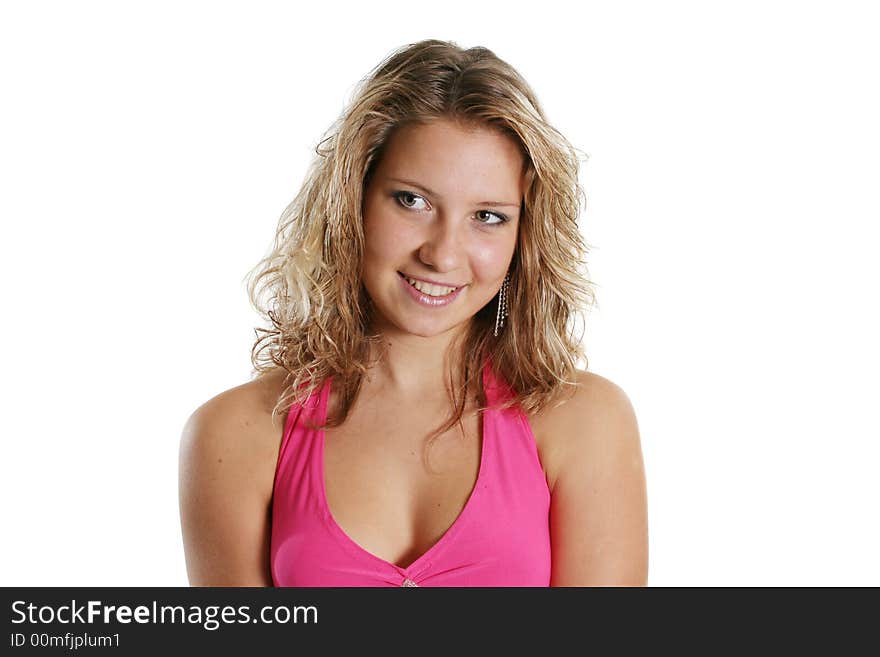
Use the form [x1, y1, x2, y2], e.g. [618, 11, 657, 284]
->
[361, 118, 525, 340]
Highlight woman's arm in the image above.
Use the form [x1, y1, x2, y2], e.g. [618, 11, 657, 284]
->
[178, 380, 283, 586]
[548, 372, 649, 586]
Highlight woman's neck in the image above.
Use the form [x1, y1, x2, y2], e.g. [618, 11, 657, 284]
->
[364, 323, 471, 401]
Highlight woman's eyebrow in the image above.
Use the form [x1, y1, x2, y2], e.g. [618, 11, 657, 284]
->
[388, 177, 521, 208]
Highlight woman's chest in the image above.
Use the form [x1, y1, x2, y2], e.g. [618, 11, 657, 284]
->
[318, 400, 561, 567]
[321, 402, 484, 569]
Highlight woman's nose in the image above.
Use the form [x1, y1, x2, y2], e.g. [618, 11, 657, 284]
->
[418, 219, 463, 272]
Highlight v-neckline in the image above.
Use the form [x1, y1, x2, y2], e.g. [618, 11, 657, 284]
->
[315, 367, 491, 576]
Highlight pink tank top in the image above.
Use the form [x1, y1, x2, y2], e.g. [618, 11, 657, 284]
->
[270, 360, 551, 587]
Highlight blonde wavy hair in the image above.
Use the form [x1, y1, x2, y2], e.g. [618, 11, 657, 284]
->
[247, 39, 596, 438]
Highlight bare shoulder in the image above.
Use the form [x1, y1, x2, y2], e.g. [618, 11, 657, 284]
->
[530, 370, 641, 492]
[177, 368, 288, 586]
[181, 369, 288, 449]
[557, 369, 636, 420]
[530, 369, 648, 586]
[180, 372, 288, 480]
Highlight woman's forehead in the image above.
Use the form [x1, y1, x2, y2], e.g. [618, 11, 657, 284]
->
[373, 119, 526, 203]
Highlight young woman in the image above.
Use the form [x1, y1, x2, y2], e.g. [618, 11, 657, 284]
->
[179, 39, 648, 586]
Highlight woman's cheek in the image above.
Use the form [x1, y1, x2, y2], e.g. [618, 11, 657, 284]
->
[472, 241, 512, 278]
[363, 205, 395, 249]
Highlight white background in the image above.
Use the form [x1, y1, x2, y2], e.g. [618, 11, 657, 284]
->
[1, 0, 878, 586]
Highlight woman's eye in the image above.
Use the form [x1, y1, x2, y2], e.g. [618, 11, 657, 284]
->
[476, 210, 508, 225]
[392, 191, 507, 225]
[393, 191, 429, 211]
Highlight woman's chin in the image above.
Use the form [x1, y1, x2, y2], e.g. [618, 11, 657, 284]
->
[383, 315, 467, 340]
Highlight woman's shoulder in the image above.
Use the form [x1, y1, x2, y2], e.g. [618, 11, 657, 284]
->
[179, 370, 289, 486]
[528, 369, 641, 492]
[185, 369, 287, 432]
[178, 369, 290, 585]
[557, 369, 637, 421]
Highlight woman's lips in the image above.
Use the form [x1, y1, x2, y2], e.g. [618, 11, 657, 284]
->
[397, 272, 465, 307]
[398, 272, 464, 288]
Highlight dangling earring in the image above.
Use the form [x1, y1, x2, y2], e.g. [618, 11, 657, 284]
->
[494, 271, 510, 337]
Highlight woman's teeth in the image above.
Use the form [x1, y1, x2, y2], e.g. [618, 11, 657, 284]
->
[405, 276, 457, 297]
